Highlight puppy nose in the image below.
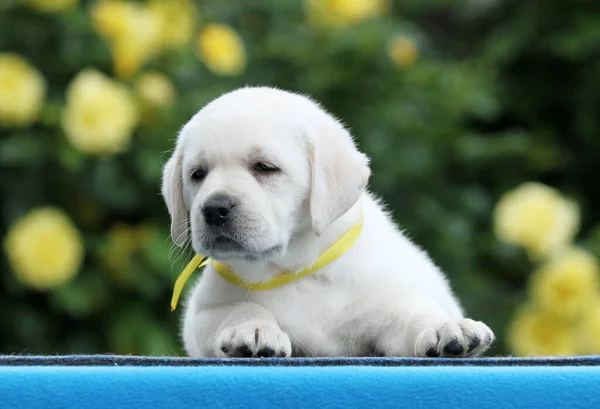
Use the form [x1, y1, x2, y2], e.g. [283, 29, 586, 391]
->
[202, 194, 235, 227]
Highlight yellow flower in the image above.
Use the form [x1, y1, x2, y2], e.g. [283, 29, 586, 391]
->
[493, 182, 579, 259]
[388, 36, 418, 69]
[22, 0, 78, 12]
[305, 0, 389, 28]
[61, 69, 138, 155]
[197, 24, 246, 76]
[0, 53, 46, 127]
[507, 305, 577, 356]
[4, 208, 84, 290]
[112, 36, 159, 81]
[530, 247, 599, 319]
[91, 1, 162, 79]
[149, 0, 197, 50]
[90, 1, 134, 40]
[135, 71, 176, 109]
[577, 300, 600, 354]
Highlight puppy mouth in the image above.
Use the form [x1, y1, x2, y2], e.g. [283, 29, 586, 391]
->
[210, 235, 247, 252]
[200, 234, 283, 261]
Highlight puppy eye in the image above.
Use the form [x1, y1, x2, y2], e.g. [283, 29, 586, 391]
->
[190, 168, 207, 181]
[253, 162, 280, 173]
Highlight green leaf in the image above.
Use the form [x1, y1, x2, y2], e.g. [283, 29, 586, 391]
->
[0, 133, 47, 165]
[49, 272, 110, 318]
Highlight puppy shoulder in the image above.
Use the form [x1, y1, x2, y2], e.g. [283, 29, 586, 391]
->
[351, 192, 451, 285]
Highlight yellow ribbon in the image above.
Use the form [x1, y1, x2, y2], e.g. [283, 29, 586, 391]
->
[170, 210, 364, 311]
[170, 255, 209, 311]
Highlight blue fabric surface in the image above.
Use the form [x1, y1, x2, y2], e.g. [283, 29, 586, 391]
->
[1, 356, 600, 408]
[1, 364, 600, 408]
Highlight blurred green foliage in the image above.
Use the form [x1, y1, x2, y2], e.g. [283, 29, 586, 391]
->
[1, 0, 600, 356]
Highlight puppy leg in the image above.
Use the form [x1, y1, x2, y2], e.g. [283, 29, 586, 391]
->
[374, 297, 495, 358]
[183, 301, 292, 358]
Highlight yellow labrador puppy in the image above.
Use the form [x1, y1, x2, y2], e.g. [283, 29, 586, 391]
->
[162, 87, 494, 358]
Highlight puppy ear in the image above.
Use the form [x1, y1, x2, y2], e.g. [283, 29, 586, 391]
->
[307, 118, 370, 235]
[161, 151, 188, 246]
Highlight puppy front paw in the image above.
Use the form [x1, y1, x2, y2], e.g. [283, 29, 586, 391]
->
[415, 318, 494, 358]
[216, 322, 292, 358]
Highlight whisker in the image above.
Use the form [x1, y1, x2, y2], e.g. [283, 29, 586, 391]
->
[169, 225, 192, 276]
[171, 235, 192, 268]
[159, 146, 176, 159]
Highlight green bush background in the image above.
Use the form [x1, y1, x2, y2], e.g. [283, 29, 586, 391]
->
[1, 0, 600, 356]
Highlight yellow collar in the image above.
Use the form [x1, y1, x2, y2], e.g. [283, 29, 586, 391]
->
[170, 210, 364, 311]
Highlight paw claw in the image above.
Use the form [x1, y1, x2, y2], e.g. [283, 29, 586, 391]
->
[256, 347, 276, 358]
[467, 336, 480, 352]
[236, 344, 254, 358]
[443, 339, 463, 356]
[426, 347, 439, 357]
[220, 342, 233, 354]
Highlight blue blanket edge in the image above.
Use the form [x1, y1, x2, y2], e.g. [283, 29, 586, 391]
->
[2, 354, 600, 366]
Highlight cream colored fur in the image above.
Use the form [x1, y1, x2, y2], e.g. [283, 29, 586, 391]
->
[162, 87, 494, 358]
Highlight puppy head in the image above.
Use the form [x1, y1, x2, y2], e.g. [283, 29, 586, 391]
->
[162, 87, 370, 261]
